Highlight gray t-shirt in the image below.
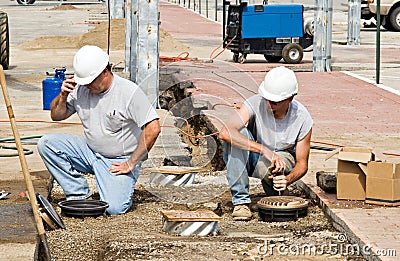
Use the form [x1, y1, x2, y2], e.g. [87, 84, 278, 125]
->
[244, 95, 313, 155]
[66, 74, 159, 158]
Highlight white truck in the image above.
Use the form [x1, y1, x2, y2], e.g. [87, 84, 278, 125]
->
[0, 11, 9, 70]
[16, 0, 36, 4]
[367, 0, 400, 31]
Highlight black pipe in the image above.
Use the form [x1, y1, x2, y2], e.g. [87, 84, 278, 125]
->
[310, 145, 335, 151]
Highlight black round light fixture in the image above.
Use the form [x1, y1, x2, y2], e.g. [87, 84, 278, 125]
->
[257, 196, 309, 222]
[58, 199, 109, 218]
[36, 193, 66, 230]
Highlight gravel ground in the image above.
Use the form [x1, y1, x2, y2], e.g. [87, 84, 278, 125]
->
[44, 180, 364, 261]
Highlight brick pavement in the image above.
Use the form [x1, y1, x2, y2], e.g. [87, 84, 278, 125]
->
[159, 2, 400, 260]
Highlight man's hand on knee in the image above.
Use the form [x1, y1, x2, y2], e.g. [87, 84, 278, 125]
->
[109, 161, 134, 175]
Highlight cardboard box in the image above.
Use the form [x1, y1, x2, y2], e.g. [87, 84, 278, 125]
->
[326, 147, 374, 200]
[365, 161, 400, 206]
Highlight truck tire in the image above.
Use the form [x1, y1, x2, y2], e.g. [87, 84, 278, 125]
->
[0, 12, 9, 70]
[264, 55, 282, 63]
[389, 6, 400, 31]
[382, 16, 393, 30]
[233, 53, 239, 63]
[16, 0, 36, 5]
[238, 53, 246, 64]
[282, 43, 303, 64]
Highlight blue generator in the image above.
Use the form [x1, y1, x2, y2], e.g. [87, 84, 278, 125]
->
[223, 2, 313, 64]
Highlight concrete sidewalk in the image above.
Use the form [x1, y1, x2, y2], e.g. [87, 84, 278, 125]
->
[159, 2, 400, 260]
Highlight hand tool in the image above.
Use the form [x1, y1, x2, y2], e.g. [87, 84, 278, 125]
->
[0, 65, 52, 260]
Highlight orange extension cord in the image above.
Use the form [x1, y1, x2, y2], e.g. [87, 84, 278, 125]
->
[209, 36, 236, 61]
[159, 36, 236, 63]
[159, 52, 199, 62]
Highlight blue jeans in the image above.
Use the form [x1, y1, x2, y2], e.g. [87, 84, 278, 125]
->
[223, 128, 295, 206]
[37, 133, 140, 215]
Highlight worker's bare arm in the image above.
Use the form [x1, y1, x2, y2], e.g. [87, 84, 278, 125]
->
[50, 77, 75, 121]
[110, 119, 161, 175]
[285, 128, 312, 185]
[218, 105, 276, 162]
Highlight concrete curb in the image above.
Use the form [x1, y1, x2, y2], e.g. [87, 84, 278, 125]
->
[343, 71, 400, 97]
[295, 180, 381, 261]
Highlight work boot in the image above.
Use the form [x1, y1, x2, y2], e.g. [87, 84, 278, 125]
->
[232, 204, 252, 221]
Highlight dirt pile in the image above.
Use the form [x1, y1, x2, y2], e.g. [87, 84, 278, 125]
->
[17, 18, 190, 53]
[46, 4, 78, 11]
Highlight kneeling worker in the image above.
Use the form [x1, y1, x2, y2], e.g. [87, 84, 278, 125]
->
[218, 66, 313, 221]
[38, 45, 160, 215]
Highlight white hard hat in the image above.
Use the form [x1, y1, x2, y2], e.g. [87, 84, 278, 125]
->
[258, 66, 298, 102]
[73, 45, 109, 85]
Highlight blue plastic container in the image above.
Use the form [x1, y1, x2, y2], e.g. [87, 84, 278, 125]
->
[42, 68, 66, 110]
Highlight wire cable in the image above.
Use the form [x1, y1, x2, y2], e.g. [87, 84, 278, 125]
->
[107, 0, 111, 55]
[0, 135, 42, 143]
[211, 103, 240, 110]
[209, 35, 236, 61]
[159, 52, 199, 62]
[0, 144, 33, 157]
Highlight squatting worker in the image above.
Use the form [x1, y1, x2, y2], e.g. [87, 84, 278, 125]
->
[218, 66, 313, 221]
[37, 45, 161, 215]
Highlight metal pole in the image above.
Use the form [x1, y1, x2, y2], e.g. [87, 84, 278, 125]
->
[109, 0, 125, 18]
[129, 0, 159, 107]
[313, 0, 332, 72]
[206, 0, 209, 18]
[124, 0, 131, 73]
[326, 0, 332, 70]
[376, 0, 381, 84]
[215, 0, 218, 21]
[223, 0, 227, 41]
[129, 0, 138, 80]
[347, 0, 361, 45]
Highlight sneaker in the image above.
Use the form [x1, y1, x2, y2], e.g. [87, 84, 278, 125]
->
[232, 205, 252, 221]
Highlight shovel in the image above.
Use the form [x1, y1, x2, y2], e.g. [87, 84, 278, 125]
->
[0, 65, 52, 260]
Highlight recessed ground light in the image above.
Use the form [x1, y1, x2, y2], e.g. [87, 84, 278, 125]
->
[257, 196, 309, 222]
